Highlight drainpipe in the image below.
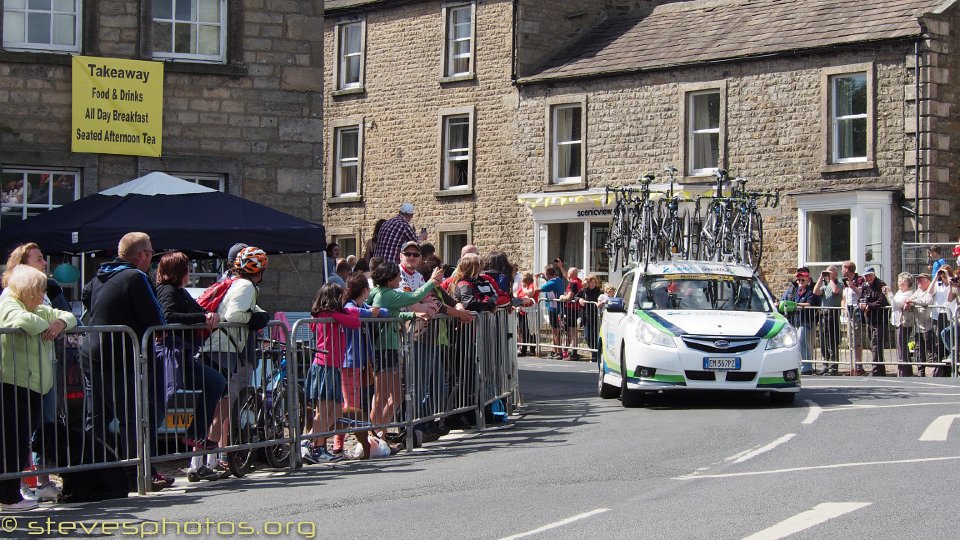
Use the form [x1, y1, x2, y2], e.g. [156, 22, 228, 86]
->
[915, 37, 922, 244]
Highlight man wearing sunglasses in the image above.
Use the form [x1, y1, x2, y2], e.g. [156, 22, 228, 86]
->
[397, 240, 425, 293]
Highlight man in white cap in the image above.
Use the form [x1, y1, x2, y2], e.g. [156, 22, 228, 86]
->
[373, 202, 425, 264]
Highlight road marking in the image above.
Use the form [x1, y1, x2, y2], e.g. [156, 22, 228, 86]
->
[919, 414, 960, 441]
[674, 455, 960, 480]
[821, 401, 960, 412]
[725, 434, 796, 464]
[741, 502, 871, 540]
[498, 508, 610, 540]
[802, 399, 822, 424]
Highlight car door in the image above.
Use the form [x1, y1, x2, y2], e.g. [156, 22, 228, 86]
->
[602, 271, 635, 372]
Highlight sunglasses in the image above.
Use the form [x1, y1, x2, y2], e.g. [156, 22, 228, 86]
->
[402, 252, 421, 257]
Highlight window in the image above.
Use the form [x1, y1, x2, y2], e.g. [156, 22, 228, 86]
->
[822, 64, 874, 171]
[440, 231, 468, 266]
[830, 73, 867, 162]
[152, 0, 226, 63]
[175, 172, 225, 191]
[796, 191, 891, 283]
[687, 90, 720, 175]
[442, 3, 474, 79]
[0, 169, 79, 229]
[551, 104, 583, 183]
[333, 234, 358, 259]
[3, 0, 81, 52]
[335, 20, 365, 91]
[441, 113, 471, 190]
[333, 126, 360, 197]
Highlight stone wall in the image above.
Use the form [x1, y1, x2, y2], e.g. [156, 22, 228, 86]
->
[0, 1, 325, 312]
[322, 0, 524, 262]
[516, 45, 917, 284]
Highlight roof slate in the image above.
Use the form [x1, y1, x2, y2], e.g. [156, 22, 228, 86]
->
[521, 0, 948, 83]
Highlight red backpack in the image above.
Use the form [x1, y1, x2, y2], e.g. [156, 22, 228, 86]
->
[197, 277, 237, 313]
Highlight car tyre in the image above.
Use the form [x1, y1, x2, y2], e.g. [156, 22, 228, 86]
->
[598, 358, 619, 399]
[769, 391, 796, 406]
[620, 353, 644, 408]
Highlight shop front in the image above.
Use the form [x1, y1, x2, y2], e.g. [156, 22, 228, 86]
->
[518, 189, 619, 286]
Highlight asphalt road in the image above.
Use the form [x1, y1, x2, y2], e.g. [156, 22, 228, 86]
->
[8, 357, 960, 539]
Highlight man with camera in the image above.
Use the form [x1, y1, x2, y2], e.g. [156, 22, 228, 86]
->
[813, 265, 842, 375]
[841, 261, 865, 375]
[858, 267, 889, 376]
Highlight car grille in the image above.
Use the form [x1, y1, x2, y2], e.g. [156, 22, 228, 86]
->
[681, 336, 761, 354]
[685, 371, 716, 381]
[724, 371, 757, 382]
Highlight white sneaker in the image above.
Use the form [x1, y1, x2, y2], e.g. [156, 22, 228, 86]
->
[30, 483, 61, 502]
[21, 483, 60, 502]
[2, 498, 38, 511]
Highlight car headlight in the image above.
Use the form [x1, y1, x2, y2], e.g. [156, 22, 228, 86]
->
[765, 324, 799, 350]
[635, 319, 676, 348]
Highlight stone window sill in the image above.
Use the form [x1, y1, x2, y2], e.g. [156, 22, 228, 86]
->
[543, 181, 586, 192]
[329, 195, 363, 204]
[435, 187, 474, 198]
[332, 86, 366, 97]
[820, 161, 876, 174]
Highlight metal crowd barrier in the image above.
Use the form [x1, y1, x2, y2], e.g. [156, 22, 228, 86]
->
[792, 304, 957, 377]
[2, 311, 520, 497]
[0, 325, 146, 493]
[517, 298, 602, 360]
[140, 321, 298, 490]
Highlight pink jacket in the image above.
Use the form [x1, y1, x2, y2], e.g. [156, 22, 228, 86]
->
[309, 308, 361, 367]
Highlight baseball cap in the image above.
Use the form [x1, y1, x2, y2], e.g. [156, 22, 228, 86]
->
[863, 267, 877, 275]
[399, 202, 415, 215]
[401, 240, 420, 253]
[227, 242, 247, 264]
[916, 272, 932, 281]
[795, 270, 810, 278]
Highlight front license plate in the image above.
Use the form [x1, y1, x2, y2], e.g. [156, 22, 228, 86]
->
[703, 357, 741, 370]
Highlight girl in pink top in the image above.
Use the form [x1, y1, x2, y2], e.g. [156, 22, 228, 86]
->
[303, 283, 360, 463]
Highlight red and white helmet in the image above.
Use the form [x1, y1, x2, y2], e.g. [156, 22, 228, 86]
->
[234, 246, 268, 274]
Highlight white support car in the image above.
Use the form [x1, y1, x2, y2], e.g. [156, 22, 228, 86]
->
[598, 261, 801, 406]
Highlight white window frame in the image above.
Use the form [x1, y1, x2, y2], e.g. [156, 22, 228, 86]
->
[0, 167, 80, 224]
[438, 229, 470, 266]
[437, 106, 474, 192]
[333, 125, 361, 198]
[152, 0, 227, 63]
[550, 104, 583, 184]
[168, 172, 225, 191]
[687, 90, 721, 176]
[796, 191, 892, 284]
[440, 2, 475, 80]
[830, 73, 868, 164]
[821, 63, 874, 172]
[333, 19, 365, 92]
[2, 0, 81, 53]
[332, 233, 359, 259]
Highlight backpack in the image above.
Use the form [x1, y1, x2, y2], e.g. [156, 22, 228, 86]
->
[197, 277, 237, 313]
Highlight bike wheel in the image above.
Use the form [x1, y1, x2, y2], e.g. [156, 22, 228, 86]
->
[746, 209, 764, 270]
[228, 387, 262, 478]
[263, 382, 305, 469]
[678, 208, 691, 259]
[699, 209, 718, 261]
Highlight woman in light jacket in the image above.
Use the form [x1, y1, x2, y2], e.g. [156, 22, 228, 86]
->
[199, 247, 270, 476]
[884, 272, 916, 378]
[0, 265, 76, 511]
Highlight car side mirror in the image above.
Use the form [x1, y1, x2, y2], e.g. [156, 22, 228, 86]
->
[605, 297, 625, 313]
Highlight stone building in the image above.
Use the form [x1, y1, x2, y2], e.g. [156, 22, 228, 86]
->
[0, 1, 325, 310]
[323, 0, 960, 289]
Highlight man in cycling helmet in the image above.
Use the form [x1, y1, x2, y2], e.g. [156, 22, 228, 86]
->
[198, 246, 271, 477]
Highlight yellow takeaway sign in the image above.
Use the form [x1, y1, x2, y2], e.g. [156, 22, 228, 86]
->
[71, 56, 164, 157]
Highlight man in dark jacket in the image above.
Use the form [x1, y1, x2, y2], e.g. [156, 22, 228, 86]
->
[858, 267, 889, 376]
[80, 232, 165, 478]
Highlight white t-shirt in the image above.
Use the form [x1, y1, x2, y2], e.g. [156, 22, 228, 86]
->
[397, 264, 424, 294]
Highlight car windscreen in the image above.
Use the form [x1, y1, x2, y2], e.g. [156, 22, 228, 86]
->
[635, 274, 772, 312]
